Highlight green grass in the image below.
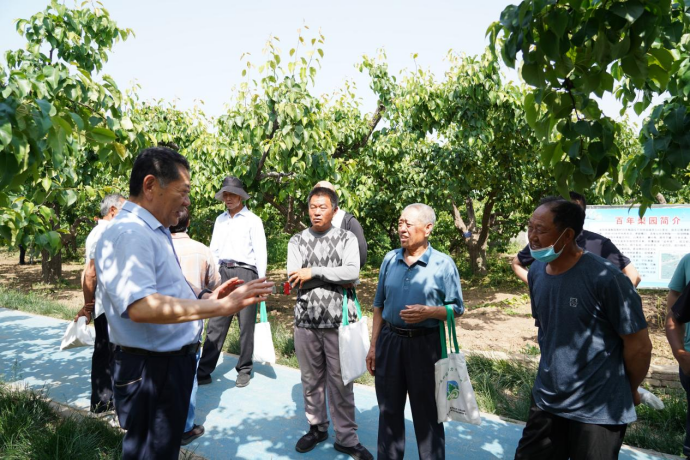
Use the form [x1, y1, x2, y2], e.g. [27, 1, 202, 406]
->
[0, 381, 123, 459]
[0, 287, 74, 321]
[465, 355, 687, 456]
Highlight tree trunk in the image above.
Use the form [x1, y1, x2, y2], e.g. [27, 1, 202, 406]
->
[466, 235, 489, 275]
[19, 244, 27, 265]
[41, 248, 62, 283]
[41, 202, 62, 283]
[451, 194, 496, 276]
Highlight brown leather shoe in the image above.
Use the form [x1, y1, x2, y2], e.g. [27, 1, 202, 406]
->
[181, 424, 205, 446]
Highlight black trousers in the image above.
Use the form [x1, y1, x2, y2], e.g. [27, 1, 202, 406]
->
[375, 324, 444, 460]
[679, 367, 690, 457]
[197, 265, 257, 378]
[514, 396, 627, 460]
[113, 348, 196, 460]
[91, 313, 116, 412]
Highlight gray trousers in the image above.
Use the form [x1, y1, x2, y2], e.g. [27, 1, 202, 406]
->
[198, 266, 257, 378]
[294, 326, 359, 447]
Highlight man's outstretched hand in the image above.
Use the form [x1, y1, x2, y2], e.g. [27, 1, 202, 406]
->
[210, 277, 244, 300]
[219, 278, 274, 316]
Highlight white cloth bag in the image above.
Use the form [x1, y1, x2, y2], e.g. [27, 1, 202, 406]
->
[60, 316, 95, 350]
[435, 305, 481, 425]
[252, 301, 276, 364]
[339, 289, 370, 385]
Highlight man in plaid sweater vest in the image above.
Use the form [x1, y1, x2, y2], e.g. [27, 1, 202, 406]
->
[287, 187, 373, 460]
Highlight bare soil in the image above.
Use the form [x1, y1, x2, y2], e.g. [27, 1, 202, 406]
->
[0, 249, 675, 366]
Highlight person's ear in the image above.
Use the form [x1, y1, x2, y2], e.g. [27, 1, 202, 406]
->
[142, 175, 157, 199]
[425, 223, 434, 237]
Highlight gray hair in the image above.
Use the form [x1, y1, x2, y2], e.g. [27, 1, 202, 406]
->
[100, 194, 125, 217]
[403, 203, 436, 225]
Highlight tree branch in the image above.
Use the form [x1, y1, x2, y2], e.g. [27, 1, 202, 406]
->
[254, 118, 279, 182]
[465, 197, 476, 231]
[477, 191, 498, 246]
[333, 103, 385, 158]
[451, 200, 468, 233]
[258, 171, 294, 180]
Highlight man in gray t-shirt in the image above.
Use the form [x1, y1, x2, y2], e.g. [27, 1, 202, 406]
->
[514, 197, 651, 460]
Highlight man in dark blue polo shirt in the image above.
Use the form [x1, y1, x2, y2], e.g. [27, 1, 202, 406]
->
[367, 203, 464, 460]
[514, 197, 651, 460]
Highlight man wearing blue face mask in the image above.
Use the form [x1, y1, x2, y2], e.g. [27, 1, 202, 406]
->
[514, 197, 652, 460]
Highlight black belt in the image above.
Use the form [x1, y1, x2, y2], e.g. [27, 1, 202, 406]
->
[385, 321, 437, 338]
[220, 261, 257, 273]
[119, 342, 200, 357]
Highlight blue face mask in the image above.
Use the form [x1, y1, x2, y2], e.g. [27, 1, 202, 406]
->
[529, 229, 567, 263]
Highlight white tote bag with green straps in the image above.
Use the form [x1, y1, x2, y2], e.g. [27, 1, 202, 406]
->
[252, 301, 276, 364]
[339, 289, 370, 385]
[434, 305, 481, 425]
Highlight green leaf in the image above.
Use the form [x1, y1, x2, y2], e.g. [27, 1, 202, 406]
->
[665, 107, 687, 134]
[610, 0, 644, 23]
[69, 112, 84, 130]
[648, 47, 674, 72]
[113, 142, 127, 160]
[659, 176, 683, 191]
[62, 190, 78, 207]
[545, 8, 569, 38]
[579, 156, 594, 175]
[89, 127, 116, 143]
[36, 99, 53, 117]
[621, 52, 648, 80]
[51, 116, 73, 136]
[521, 63, 542, 87]
[42, 177, 52, 192]
[0, 121, 11, 149]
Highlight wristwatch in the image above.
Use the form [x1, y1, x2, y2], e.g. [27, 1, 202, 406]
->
[198, 288, 212, 299]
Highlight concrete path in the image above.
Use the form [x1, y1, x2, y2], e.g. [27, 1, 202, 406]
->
[0, 308, 679, 460]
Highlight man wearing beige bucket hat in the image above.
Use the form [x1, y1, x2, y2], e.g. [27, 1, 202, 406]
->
[197, 176, 267, 388]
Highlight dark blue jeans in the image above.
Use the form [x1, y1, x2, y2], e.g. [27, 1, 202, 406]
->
[680, 367, 690, 457]
[113, 349, 196, 460]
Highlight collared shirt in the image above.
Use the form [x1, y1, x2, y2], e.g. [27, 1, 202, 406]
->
[332, 208, 346, 228]
[373, 245, 464, 329]
[85, 219, 110, 263]
[171, 232, 221, 292]
[209, 206, 267, 278]
[84, 219, 111, 319]
[95, 201, 201, 352]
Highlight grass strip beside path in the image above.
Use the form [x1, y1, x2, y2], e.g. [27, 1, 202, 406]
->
[0, 381, 123, 459]
[0, 286, 75, 321]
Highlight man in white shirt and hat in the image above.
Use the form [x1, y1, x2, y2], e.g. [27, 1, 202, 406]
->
[197, 176, 268, 388]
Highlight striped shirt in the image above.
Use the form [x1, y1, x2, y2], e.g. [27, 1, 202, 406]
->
[171, 233, 221, 292]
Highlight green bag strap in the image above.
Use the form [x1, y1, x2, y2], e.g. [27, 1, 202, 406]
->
[351, 287, 363, 320]
[258, 301, 268, 323]
[446, 305, 459, 354]
[342, 290, 350, 326]
[439, 317, 448, 359]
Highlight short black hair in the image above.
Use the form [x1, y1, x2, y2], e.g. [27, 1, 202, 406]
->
[538, 196, 585, 236]
[129, 147, 190, 197]
[569, 191, 587, 210]
[169, 208, 190, 233]
[307, 187, 338, 211]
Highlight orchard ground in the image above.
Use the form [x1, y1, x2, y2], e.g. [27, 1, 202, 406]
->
[0, 249, 675, 366]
